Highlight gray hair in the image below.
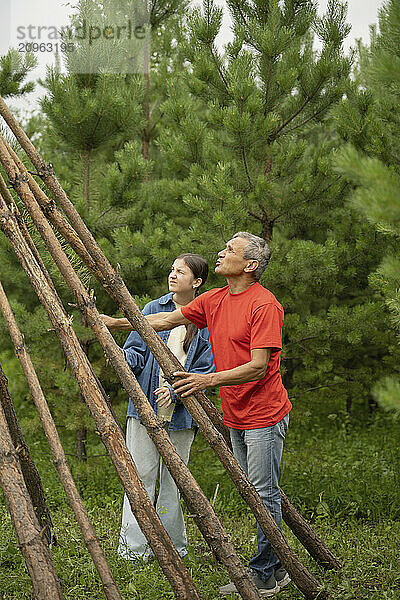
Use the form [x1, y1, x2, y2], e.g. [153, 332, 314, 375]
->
[233, 231, 271, 281]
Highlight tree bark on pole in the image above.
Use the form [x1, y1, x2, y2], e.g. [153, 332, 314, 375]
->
[0, 124, 341, 573]
[0, 282, 124, 600]
[0, 363, 64, 600]
[0, 144, 265, 600]
[0, 361, 54, 545]
[0, 201, 203, 600]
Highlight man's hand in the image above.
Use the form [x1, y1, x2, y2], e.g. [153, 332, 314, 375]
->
[154, 386, 173, 408]
[171, 349, 272, 397]
[172, 372, 214, 398]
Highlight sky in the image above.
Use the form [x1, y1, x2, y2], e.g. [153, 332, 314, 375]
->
[0, 0, 384, 115]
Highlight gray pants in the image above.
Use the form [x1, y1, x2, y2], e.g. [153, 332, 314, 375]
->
[118, 417, 195, 560]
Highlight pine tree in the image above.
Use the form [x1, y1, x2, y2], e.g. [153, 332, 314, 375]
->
[149, 0, 394, 416]
[89, 1, 194, 301]
[335, 0, 400, 414]
[0, 49, 37, 98]
[8, 0, 192, 457]
[36, 0, 149, 458]
[92, 1, 396, 418]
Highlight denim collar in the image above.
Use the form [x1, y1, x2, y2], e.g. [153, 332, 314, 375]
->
[159, 292, 174, 305]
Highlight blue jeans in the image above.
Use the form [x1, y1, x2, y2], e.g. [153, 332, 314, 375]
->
[229, 413, 289, 581]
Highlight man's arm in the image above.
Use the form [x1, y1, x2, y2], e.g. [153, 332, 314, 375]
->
[172, 348, 271, 397]
[100, 309, 190, 332]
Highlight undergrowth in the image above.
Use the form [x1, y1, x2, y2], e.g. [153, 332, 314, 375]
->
[0, 397, 399, 599]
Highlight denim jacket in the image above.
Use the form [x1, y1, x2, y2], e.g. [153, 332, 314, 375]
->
[124, 292, 215, 430]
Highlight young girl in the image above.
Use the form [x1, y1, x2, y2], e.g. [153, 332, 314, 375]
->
[118, 254, 214, 561]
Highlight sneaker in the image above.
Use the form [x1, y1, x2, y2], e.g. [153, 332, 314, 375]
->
[275, 567, 291, 589]
[219, 569, 279, 596]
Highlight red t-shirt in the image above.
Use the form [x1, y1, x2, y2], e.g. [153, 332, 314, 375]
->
[181, 283, 292, 429]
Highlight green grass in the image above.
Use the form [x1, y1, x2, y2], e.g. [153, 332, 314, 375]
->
[0, 398, 399, 599]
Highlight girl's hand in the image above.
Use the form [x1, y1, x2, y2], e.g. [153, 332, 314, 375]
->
[154, 386, 172, 408]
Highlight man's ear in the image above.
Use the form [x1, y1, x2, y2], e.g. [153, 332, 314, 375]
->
[244, 259, 258, 274]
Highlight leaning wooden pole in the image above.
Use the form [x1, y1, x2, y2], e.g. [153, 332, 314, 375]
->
[0, 282, 123, 600]
[0, 117, 342, 574]
[0, 122, 332, 598]
[0, 359, 54, 545]
[280, 491, 341, 570]
[0, 199, 203, 600]
[0, 363, 64, 600]
[0, 142, 264, 600]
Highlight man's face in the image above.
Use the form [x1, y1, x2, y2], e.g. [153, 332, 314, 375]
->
[215, 237, 251, 277]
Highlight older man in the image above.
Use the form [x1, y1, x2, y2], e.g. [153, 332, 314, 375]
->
[104, 232, 292, 597]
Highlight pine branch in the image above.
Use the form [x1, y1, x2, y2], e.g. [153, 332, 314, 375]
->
[148, 111, 165, 136]
[241, 144, 253, 190]
[208, 44, 230, 93]
[248, 209, 263, 222]
[285, 99, 339, 134]
[93, 207, 114, 223]
[289, 381, 345, 399]
[273, 180, 336, 223]
[270, 77, 327, 141]
[285, 336, 319, 346]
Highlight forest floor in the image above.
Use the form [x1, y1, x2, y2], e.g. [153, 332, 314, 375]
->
[0, 396, 399, 599]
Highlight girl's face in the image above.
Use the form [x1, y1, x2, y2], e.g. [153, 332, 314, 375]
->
[168, 258, 201, 295]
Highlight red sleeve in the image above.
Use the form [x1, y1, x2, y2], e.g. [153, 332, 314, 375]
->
[250, 303, 283, 351]
[181, 293, 208, 329]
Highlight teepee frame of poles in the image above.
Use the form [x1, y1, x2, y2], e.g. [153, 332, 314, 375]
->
[0, 94, 341, 600]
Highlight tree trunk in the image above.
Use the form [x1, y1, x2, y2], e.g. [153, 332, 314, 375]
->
[83, 149, 91, 208]
[0, 199, 203, 600]
[261, 217, 274, 244]
[0, 363, 54, 545]
[0, 362, 64, 600]
[0, 141, 265, 600]
[77, 329, 89, 462]
[141, 39, 150, 169]
[0, 282, 123, 600]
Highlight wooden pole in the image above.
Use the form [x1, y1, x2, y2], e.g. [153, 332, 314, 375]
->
[0, 363, 64, 600]
[280, 490, 342, 570]
[0, 140, 264, 600]
[0, 360, 54, 545]
[0, 200, 203, 600]
[1, 131, 340, 572]
[0, 282, 124, 600]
